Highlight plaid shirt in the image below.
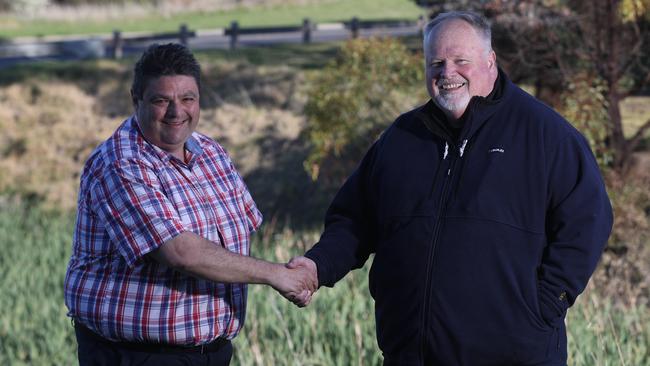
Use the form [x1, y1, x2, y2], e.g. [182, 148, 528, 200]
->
[64, 116, 262, 345]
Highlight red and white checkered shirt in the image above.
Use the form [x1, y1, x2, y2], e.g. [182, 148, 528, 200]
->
[64, 116, 262, 345]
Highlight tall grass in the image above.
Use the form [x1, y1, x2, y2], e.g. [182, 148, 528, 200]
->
[0, 206, 76, 365]
[566, 291, 650, 366]
[0, 206, 648, 365]
[238, 228, 381, 365]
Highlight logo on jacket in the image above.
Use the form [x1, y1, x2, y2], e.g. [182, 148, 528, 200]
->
[488, 148, 505, 154]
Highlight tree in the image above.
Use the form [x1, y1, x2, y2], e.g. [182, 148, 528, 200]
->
[491, 0, 650, 170]
[573, 0, 650, 170]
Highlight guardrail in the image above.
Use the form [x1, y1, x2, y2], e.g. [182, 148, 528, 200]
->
[0, 16, 426, 65]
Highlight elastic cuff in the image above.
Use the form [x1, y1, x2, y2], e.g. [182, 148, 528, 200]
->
[304, 251, 330, 288]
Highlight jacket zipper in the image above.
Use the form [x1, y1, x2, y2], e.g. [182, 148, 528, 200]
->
[419, 143, 458, 363]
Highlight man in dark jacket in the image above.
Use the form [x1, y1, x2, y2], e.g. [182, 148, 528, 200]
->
[288, 10, 614, 366]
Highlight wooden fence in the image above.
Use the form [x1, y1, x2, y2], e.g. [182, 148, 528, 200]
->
[0, 16, 425, 66]
[109, 16, 425, 59]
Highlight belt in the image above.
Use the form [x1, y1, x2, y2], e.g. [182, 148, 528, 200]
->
[74, 321, 230, 354]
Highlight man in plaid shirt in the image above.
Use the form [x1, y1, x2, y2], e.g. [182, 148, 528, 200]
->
[64, 43, 316, 366]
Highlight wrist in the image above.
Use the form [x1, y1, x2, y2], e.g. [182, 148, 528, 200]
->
[262, 262, 284, 289]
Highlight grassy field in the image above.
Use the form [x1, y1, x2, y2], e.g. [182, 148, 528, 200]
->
[0, 206, 648, 365]
[0, 0, 424, 39]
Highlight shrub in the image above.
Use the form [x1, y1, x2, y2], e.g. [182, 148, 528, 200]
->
[559, 73, 613, 168]
[303, 37, 426, 183]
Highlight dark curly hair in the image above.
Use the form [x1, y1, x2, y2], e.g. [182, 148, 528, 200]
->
[131, 43, 201, 102]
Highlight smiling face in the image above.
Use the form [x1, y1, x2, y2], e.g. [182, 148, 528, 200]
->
[424, 19, 497, 121]
[133, 74, 200, 160]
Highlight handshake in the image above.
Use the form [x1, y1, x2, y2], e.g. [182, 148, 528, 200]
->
[270, 256, 318, 307]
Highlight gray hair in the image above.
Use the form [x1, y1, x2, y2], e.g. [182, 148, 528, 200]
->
[423, 11, 493, 52]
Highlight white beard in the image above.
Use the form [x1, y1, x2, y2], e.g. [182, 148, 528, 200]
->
[434, 91, 470, 113]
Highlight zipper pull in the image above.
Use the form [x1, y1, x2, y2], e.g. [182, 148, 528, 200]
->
[459, 139, 468, 157]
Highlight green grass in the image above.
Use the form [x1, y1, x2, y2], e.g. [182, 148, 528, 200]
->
[0, 206, 77, 365]
[0, 0, 424, 39]
[566, 293, 650, 366]
[0, 205, 648, 365]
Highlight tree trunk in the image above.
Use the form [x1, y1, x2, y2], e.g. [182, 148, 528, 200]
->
[607, 86, 628, 170]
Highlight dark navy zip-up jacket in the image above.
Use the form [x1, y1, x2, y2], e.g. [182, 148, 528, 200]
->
[305, 71, 613, 365]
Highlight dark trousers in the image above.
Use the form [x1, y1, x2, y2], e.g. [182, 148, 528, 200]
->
[74, 322, 233, 366]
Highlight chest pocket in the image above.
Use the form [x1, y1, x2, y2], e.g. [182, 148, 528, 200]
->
[448, 143, 545, 233]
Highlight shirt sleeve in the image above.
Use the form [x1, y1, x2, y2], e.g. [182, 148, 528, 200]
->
[91, 158, 186, 267]
[539, 132, 613, 326]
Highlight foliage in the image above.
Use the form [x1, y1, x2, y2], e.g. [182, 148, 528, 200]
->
[493, 0, 650, 170]
[620, 0, 650, 21]
[303, 37, 426, 182]
[559, 73, 613, 168]
[0, 205, 648, 365]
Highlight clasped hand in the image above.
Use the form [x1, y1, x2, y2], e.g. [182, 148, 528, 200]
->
[271, 256, 318, 307]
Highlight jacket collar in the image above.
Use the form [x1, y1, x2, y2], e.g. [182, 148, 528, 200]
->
[417, 67, 512, 147]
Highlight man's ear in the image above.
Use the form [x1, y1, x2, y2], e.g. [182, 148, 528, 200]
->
[488, 50, 497, 69]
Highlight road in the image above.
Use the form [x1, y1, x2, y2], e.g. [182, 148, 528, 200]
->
[0, 22, 422, 68]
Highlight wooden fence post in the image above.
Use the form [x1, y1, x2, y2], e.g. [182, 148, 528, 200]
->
[302, 18, 312, 43]
[179, 24, 189, 45]
[351, 17, 359, 38]
[230, 21, 239, 50]
[111, 30, 123, 59]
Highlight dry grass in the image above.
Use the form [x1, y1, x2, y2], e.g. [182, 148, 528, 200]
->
[0, 81, 121, 210]
[0, 59, 307, 211]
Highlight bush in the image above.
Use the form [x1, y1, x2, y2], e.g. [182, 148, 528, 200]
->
[559, 72, 613, 168]
[303, 37, 426, 184]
